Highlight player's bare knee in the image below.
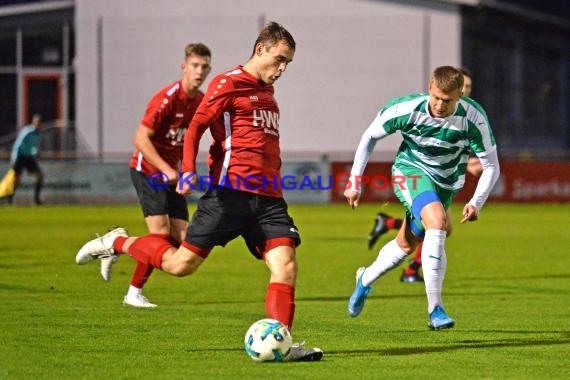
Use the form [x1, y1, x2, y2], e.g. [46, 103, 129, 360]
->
[162, 248, 203, 277]
[424, 216, 446, 230]
[396, 234, 416, 255]
[169, 258, 200, 276]
[283, 260, 297, 278]
[420, 202, 447, 230]
[265, 249, 297, 284]
[169, 264, 193, 277]
[145, 215, 171, 235]
[272, 259, 297, 281]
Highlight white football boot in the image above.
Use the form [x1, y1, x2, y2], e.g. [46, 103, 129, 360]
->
[123, 294, 157, 308]
[75, 227, 128, 265]
[100, 255, 119, 282]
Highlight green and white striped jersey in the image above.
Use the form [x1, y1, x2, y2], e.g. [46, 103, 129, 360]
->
[376, 93, 496, 190]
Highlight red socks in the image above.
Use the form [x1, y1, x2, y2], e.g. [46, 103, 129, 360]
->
[130, 262, 154, 288]
[386, 217, 403, 230]
[266, 282, 295, 330]
[114, 234, 180, 287]
[125, 233, 175, 269]
[113, 236, 128, 253]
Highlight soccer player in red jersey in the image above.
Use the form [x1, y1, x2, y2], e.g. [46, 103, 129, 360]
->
[99, 43, 212, 308]
[76, 22, 322, 361]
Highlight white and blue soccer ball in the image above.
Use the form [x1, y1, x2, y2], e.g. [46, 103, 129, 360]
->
[244, 318, 293, 362]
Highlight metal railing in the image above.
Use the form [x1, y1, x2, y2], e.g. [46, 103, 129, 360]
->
[0, 121, 569, 163]
[0, 120, 98, 161]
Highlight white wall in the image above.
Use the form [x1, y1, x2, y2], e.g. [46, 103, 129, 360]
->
[75, 0, 460, 161]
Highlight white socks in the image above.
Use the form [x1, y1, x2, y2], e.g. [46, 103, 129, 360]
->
[361, 239, 408, 287]
[126, 285, 142, 298]
[421, 229, 447, 313]
[359, 229, 448, 315]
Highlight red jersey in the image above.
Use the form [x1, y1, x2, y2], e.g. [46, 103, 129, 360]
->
[130, 80, 204, 175]
[182, 66, 283, 198]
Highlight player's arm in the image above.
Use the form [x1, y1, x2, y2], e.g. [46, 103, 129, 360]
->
[178, 75, 233, 195]
[10, 128, 28, 166]
[344, 111, 391, 209]
[462, 101, 499, 222]
[177, 114, 210, 196]
[461, 149, 500, 223]
[466, 156, 483, 176]
[133, 124, 178, 183]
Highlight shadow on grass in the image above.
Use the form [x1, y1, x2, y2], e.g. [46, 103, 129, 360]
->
[296, 291, 515, 302]
[178, 332, 570, 359]
[174, 291, 526, 305]
[460, 273, 570, 281]
[326, 331, 570, 357]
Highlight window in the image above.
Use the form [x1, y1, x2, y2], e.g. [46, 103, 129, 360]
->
[0, 74, 17, 137]
[463, 7, 570, 157]
[0, 28, 16, 66]
[22, 25, 63, 66]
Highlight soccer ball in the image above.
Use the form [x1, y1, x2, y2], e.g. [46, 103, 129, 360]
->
[244, 318, 293, 362]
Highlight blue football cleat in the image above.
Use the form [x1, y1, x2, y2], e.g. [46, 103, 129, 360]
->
[348, 267, 371, 317]
[428, 305, 455, 330]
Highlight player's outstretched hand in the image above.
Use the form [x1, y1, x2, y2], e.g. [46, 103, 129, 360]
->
[460, 204, 478, 223]
[344, 189, 361, 210]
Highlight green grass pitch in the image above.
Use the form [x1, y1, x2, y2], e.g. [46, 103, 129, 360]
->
[0, 203, 569, 379]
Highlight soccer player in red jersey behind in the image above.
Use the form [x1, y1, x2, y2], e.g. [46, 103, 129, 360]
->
[99, 43, 212, 308]
[76, 22, 323, 362]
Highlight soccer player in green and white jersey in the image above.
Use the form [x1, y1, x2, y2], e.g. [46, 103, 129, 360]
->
[367, 68, 483, 283]
[345, 66, 500, 329]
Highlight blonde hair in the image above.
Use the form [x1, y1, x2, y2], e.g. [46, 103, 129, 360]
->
[430, 66, 464, 92]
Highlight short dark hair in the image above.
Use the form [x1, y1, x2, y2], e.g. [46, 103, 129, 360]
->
[250, 21, 296, 57]
[184, 43, 211, 59]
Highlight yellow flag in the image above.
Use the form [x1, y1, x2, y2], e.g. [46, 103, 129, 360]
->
[0, 169, 16, 198]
